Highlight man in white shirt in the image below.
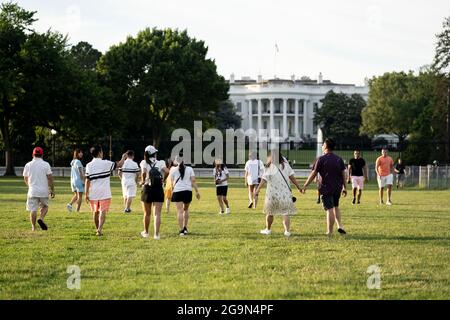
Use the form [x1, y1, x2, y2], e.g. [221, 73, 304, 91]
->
[118, 150, 140, 213]
[23, 147, 55, 231]
[85, 146, 127, 236]
[244, 152, 264, 209]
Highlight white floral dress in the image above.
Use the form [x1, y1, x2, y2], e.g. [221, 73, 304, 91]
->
[262, 162, 297, 216]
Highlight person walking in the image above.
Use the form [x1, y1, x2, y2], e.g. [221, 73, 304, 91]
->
[118, 150, 140, 213]
[254, 151, 302, 237]
[301, 139, 347, 236]
[171, 156, 200, 236]
[375, 148, 394, 205]
[394, 157, 406, 189]
[85, 146, 127, 236]
[67, 148, 85, 213]
[140, 145, 169, 240]
[348, 150, 368, 205]
[23, 147, 55, 231]
[214, 159, 230, 215]
[244, 152, 264, 209]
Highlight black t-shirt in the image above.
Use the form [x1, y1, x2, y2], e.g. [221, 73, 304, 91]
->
[395, 163, 405, 174]
[348, 157, 366, 177]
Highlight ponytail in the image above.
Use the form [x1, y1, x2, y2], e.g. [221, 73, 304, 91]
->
[179, 161, 186, 180]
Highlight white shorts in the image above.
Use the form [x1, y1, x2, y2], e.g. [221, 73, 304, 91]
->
[122, 183, 137, 198]
[351, 176, 365, 190]
[26, 197, 49, 212]
[377, 174, 393, 188]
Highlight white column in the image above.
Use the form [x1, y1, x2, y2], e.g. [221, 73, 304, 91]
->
[303, 100, 308, 136]
[269, 99, 275, 135]
[257, 99, 262, 134]
[248, 99, 253, 129]
[283, 99, 288, 139]
[294, 99, 299, 140]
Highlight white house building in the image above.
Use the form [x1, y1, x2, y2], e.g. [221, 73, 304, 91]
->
[229, 73, 369, 142]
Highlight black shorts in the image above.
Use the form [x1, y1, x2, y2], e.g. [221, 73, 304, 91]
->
[171, 191, 193, 204]
[216, 186, 228, 196]
[141, 185, 164, 203]
[321, 192, 341, 210]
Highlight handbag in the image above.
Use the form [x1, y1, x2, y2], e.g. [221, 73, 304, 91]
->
[276, 165, 297, 203]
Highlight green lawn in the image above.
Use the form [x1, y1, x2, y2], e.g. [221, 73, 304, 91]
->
[0, 177, 449, 300]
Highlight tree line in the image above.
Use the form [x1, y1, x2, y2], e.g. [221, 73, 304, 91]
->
[0, 2, 240, 175]
[315, 17, 450, 165]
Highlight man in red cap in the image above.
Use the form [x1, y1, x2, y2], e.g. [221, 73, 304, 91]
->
[23, 147, 55, 231]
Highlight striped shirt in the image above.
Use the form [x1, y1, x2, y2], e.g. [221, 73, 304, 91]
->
[86, 158, 116, 200]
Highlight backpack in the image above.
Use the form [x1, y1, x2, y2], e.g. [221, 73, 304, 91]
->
[149, 162, 163, 187]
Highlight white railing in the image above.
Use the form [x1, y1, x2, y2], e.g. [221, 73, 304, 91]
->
[1, 165, 449, 188]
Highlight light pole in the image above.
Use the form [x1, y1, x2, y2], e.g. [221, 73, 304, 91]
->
[51, 129, 57, 167]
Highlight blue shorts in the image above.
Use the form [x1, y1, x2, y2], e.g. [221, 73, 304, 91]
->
[71, 180, 85, 193]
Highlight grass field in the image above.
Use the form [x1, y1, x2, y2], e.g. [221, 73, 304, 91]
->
[0, 177, 449, 300]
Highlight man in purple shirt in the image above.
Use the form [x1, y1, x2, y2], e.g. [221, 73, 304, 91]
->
[301, 138, 348, 235]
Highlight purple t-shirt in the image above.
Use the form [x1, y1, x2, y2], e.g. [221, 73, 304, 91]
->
[313, 153, 346, 195]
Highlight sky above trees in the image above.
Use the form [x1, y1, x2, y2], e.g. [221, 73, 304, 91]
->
[17, 0, 450, 85]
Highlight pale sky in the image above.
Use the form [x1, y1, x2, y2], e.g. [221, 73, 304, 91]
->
[17, 0, 450, 85]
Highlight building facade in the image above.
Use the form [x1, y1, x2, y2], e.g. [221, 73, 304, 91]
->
[229, 74, 369, 142]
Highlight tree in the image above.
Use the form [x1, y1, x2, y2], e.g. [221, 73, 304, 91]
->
[0, 3, 119, 174]
[360, 72, 425, 150]
[214, 100, 242, 131]
[314, 90, 367, 144]
[97, 28, 229, 147]
[432, 16, 450, 163]
[0, 2, 37, 175]
[433, 16, 450, 75]
[70, 41, 102, 70]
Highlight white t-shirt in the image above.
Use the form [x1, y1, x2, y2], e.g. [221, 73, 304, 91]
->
[171, 166, 195, 193]
[245, 159, 264, 185]
[119, 159, 140, 186]
[23, 158, 53, 198]
[86, 158, 116, 201]
[140, 159, 166, 186]
[213, 167, 229, 187]
[262, 160, 295, 185]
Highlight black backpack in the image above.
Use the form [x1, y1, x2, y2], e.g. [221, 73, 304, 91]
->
[149, 163, 163, 187]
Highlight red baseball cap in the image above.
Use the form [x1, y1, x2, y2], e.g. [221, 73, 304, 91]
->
[32, 147, 44, 156]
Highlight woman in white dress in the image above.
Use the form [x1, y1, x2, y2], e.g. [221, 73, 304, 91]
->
[254, 152, 302, 237]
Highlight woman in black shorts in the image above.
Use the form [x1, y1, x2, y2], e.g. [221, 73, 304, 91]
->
[214, 159, 230, 215]
[171, 157, 200, 236]
[139, 145, 169, 240]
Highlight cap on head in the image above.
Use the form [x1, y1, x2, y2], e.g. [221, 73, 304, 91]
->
[32, 147, 43, 157]
[145, 145, 158, 155]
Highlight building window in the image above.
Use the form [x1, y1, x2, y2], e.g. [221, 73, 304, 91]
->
[263, 101, 269, 113]
[275, 100, 282, 114]
[299, 101, 304, 114]
[263, 121, 267, 129]
[313, 102, 319, 111]
[288, 120, 293, 135]
[236, 102, 242, 113]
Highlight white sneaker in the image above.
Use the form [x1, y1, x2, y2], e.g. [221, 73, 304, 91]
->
[260, 229, 272, 235]
[218, 210, 224, 215]
[386, 200, 392, 206]
[225, 208, 231, 214]
[284, 231, 291, 237]
[140, 231, 149, 238]
[66, 204, 73, 213]
[153, 235, 160, 240]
